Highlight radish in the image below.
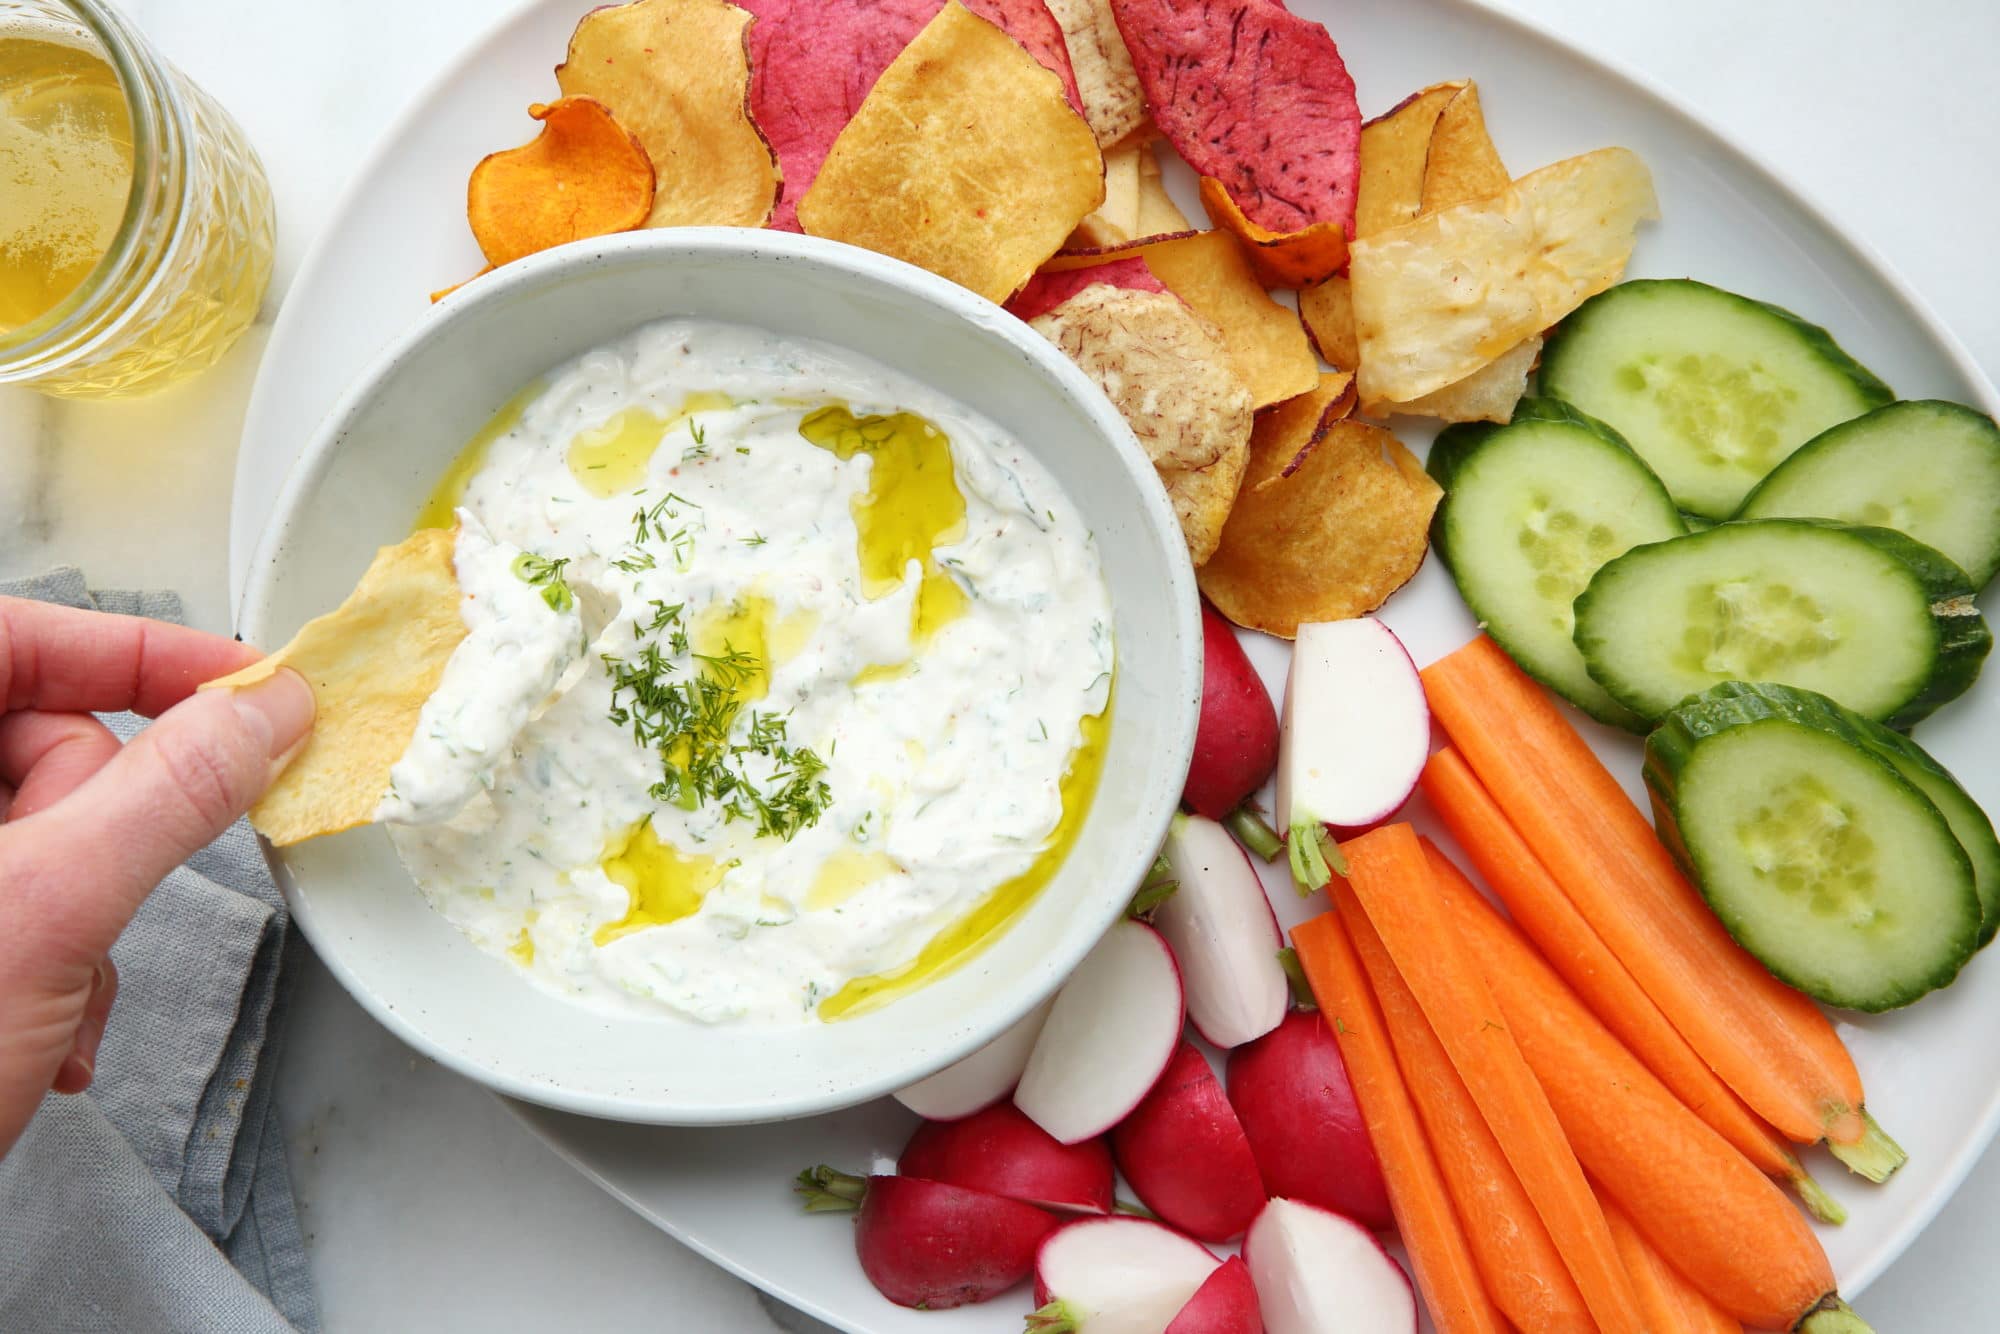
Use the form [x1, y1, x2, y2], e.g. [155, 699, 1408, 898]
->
[1164, 1256, 1261, 1334]
[794, 1166, 1056, 1309]
[1029, 1216, 1219, 1334]
[1110, 1041, 1266, 1242]
[898, 1103, 1114, 1214]
[895, 996, 1055, 1121]
[1185, 602, 1281, 824]
[1276, 619, 1429, 890]
[1243, 1197, 1416, 1334]
[1016, 920, 1185, 1144]
[1154, 813, 1287, 1049]
[1226, 1010, 1392, 1230]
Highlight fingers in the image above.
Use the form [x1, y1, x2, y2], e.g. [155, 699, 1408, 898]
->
[2, 668, 315, 957]
[0, 711, 121, 821]
[0, 598, 262, 719]
[50, 960, 116, 1095]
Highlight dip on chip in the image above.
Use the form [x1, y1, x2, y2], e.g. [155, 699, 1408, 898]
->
[1348, 146, 1658, 405]
[798, 1, 1104, 305]
[1029, 283, 1253, 563]
[209, 529, 470, 847]
[465, 97, 656, 270]
[1199, 374, 1444, 637]
[554, 0, 778, 229]
[1045, 0, 1144, 147]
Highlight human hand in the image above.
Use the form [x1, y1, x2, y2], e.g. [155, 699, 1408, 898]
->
[0, 598, 314, 1158]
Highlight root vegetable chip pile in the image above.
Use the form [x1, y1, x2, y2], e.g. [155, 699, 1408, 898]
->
[554, 0, 778, 229]
[798, 1, 1103, 305]
[1198, 375, 1442, 637]
[465, 97, 655, 269]
[1007, 255, 1167, 321]
[1029, 284, 1253, 564]
[206, 529, 469, 847]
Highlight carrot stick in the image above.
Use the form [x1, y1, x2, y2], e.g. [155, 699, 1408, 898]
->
[1340, 824, 1645, 1334]
[1336, 876, 1595, 1334]
[1291, 913, 1508, 1334]
[1601, 1192, 1744, 1334]
[1425, 844, 1871, 1333]
[1420, 747, 1845, 1225]
[1421, 636, 1899, 1179]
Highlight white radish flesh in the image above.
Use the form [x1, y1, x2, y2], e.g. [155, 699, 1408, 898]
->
[895, 996, 1055, 1121]
[1015, 921, 1185, 1144]
[1033, 1216, 1220, 1334]
[1244, 1198, 1417, 1334]
[1277, 619, 1429, 837]
[1154, 813, 1287, 1049]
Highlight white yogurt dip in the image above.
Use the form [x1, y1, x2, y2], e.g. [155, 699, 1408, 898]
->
[385, 319, 1114, 1025]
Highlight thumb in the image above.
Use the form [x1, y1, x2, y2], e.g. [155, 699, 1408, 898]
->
[6, 668, 315, 956]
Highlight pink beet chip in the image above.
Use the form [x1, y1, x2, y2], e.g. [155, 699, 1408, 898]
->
[1006, 256, 1169, 321]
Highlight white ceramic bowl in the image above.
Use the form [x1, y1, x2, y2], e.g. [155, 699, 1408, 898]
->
[236, 228, 1201, 1125]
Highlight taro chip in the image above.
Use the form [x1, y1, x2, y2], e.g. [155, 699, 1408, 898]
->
[1135, 138, 1191, 234]
[1046, 0, 1145, 147]
[466, 97, 655, 268]
[1047, 229, 1317, 408]
[1007, 255, 1167, 321]
[555, 0, 778, 229]
[1421, 81, 1509, 211]
[1198, 378, 1441, 638]
[1029, 284, 1253, 564]
[1355, 82, 1460, 237]
[1299, 274, 1357, 371]
[1072, 136, 1144, 247]
[797, 1, 1104, 305]
[206, 529, 469, 847]
[1198, 176, 1348, 290]
[1349, 146, 1658, 404]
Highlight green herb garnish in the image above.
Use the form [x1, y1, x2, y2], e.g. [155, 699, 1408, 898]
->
[510, 551, 575, 613]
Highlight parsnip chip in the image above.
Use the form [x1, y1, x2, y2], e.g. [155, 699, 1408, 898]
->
[1199, 381, 1438, 637]
[1072, 135, 1144, 247]
[1354, 82, 1460, 237]
[206, 530, 468, 847]
[1047, 230, 1316, 408]
[466, 97, 656, 269]
[1135, 138, 1191, 234]
[1198, 176, 1348, 289]
[1030, 285, 1253, 564]
[1046, 0, 1145, 147]
[1299, 273, 1356, 371]
[1372, 334, 1541, 423]
[1421, 80, 1508, 211]
[1349, 147, 1658, 404]
[555, 0, 779, 229]
[798, 1, 1103, 304]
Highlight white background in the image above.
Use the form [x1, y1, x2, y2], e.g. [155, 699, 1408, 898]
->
[3, 0, 1998, 1328]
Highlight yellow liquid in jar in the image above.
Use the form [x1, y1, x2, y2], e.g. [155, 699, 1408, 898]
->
[0, 37, 133, 336]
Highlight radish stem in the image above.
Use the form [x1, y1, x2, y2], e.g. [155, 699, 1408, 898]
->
[1112, 1197, 1159, 1220]
[1276, 946, 1317, 1010]
[1288, 819, 1347, 894]
[794, 1165, 867, 1213]
[1127, 855, 1179, 918]
[1827, 1110, 1905, 1183]
[1026, 1301, 1083, 1333]
[1225, 803, 1284, 861]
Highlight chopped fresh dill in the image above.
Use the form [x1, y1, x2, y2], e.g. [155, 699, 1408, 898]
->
[741, 532, 767, 547]
[510, 551, 575, 613]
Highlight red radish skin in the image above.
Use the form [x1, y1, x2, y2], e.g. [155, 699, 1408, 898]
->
[1031, 1216, 1221, 1334]
[1016, 921, 1186, 1145]
[1185, 602, 1281, 820]
[1155, 813, 1289, 1049]
[898, 1104, 1114, 1214]
[1111, 1042, 1266, 1242]
[1165, 1256, 1261, 1334]
[1226, 1011, 1392, 1230]
[798, 1169, 1057, 1310]
[1244, 1198, 1417, 1334]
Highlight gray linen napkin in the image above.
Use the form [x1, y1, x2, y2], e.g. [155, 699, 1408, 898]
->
[0, 569, 319, 1334]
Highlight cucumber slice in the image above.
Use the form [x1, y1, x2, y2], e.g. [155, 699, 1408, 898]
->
[1541, 279, 1893, 519]
[1646, 682, 1980, 1011]
[1844, 715, 2000, 946]
[1573, 519, 1991, 728]
[1736, 400, 2000, 588]
[1429, 399, 1686, 729]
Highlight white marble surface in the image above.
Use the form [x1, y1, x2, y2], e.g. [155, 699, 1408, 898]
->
[3, 0, 1998, 1328]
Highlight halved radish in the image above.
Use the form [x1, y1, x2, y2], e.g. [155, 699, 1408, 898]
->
[1030, 1216, 1219, 1334]
[1243, 1197, 1416, 1334]
[1185, 602, 1281, 821]
[1226, 1010, 1392, 1230]
[795, 1167, 1057, 1309]
[1016, 921, 1185, 1145]
[895, 996, 1055, 1121]
[898, 1103, 1114, 1214]
[1111, 1041, 1266, 1242]
[1164, 1256, 1261, 1334]
[1277, 619, 1429, 888]
[1154, 813, 1288, 1049]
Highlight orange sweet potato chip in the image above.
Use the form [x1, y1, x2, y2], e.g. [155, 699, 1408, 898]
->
[554, 0, 779, 229]
[1198, 176, 1348, 289]
[1298, 273, 1356, 371]
[1421, 80, 1509, 211]
[797, 1, 1103, 305]
[1198, 375, 1439, 638]
[466, 97, 656, 269]
[1354, 82, 1460, 238]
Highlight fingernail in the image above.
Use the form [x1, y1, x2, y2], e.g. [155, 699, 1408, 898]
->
[54, 1053, 93, 1094]
[229, 667, 316, 758]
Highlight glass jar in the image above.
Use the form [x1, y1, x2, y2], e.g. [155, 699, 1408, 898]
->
[0, 0, 274, 397]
